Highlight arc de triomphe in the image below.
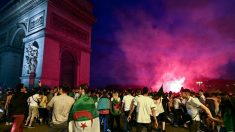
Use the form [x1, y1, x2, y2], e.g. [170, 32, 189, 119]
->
[0, 0, 95, 88]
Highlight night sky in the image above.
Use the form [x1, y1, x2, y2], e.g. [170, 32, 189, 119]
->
[1, 0, 235, 91]
[91, 0, 235, 91]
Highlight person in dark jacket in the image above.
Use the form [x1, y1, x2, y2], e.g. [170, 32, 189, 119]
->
[220, 94, 235, 132]
[9, 83, 28, 132]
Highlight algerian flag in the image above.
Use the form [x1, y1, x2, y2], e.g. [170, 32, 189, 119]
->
[68, 94, 100, 132]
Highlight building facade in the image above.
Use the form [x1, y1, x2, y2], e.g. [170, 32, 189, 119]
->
[0, 0, 95, 88]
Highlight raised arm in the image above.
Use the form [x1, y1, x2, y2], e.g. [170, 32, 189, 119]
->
[200, 104, 222, 123]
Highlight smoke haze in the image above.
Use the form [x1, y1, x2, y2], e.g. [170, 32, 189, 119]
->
[91, 0, 235, 91]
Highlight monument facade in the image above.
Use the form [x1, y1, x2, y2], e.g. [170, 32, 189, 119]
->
[0, 0, 95, 88]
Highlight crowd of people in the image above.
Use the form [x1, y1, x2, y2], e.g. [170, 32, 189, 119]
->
[0, 83, 235, 132]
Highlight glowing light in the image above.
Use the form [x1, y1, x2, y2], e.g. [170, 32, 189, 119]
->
[196, 81, 203, 90]
[166, 77, 185, 92]
[196, 81, 203, 85]
[151, 76, 185, 92]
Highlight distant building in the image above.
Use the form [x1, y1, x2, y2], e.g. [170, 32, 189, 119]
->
[0, 0, 95, 88]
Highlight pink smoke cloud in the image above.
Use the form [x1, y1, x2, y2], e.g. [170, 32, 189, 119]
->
[112, 1, 235, 92]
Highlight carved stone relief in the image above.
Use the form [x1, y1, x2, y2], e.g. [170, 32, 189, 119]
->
[28, 11, 45, 32]
[24, 41, 39, 74]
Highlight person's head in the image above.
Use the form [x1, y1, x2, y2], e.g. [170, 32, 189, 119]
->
[38, 80, 42, 87]
[169, 91, 173, 96]
[174, 93, 180, 98]
[38, 91, 43, 96]
[50, 88, 54, 93]
[15, 83, 26, 93]
[212, 92, 218, 97]
[142, 87, 149, 95]
[60, 85, 70, 94]
[136, 89, 141, 96]
[152, 93, 161, 100]
[199, 89, 204, 96]
[190, 91, 196, 97]
[79, 84, 88, 95]
[112, 91, 119, 98]
[54, 86, 59, 93]
[74, 87, 79, 93]
[101, 91, 109, 98]
[181, 88, 191, 99]
[7, 90, 13, 95]
[127, 89, 132, 95]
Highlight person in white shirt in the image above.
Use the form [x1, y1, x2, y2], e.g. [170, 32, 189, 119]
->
[128, 87, 158, 132]
[73, 88, 80, 100]
[181, 89, 215, 132]
[152, 93, 166, 131]
[121, 89, 134, 132]
[25, 93, 42, 128]
[47, 86, 75, 132]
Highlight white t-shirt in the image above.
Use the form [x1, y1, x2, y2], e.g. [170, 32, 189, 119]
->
[174, 98, 181, 110]
[48, 94, 75, 124]
[122, 94, 134, 111]
[133, 95, 143, 113]
[186, 96, 202, 121]
[181, 98, 186, 105]
[134, 95, 155, 123]
[27, 94, 41, 107]
[153, 97, 164, 116]
[74, 93, 80, 100]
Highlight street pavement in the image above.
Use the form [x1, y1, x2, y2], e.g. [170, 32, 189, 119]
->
[0, 123, 189, 132]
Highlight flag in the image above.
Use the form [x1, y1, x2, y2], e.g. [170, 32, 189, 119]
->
[68, 94, 100, 132]
[158, 84, 164, 96]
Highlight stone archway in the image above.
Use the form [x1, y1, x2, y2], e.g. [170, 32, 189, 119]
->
[11, 29, 25, 87]
[60, 51, 76, 88]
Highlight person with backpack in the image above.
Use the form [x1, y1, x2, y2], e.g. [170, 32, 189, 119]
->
[25, 91, 42, 128]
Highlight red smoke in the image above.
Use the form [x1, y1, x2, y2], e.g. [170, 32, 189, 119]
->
[112, 1, 235, 92]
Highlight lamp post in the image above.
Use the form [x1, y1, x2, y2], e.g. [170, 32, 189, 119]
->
[196, 81, 203, 90]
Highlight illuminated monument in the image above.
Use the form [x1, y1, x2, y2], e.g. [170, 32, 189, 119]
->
[0, 0, 95, 88]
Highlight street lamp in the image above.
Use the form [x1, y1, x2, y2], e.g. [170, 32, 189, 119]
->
[196, 81, 203, 90]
